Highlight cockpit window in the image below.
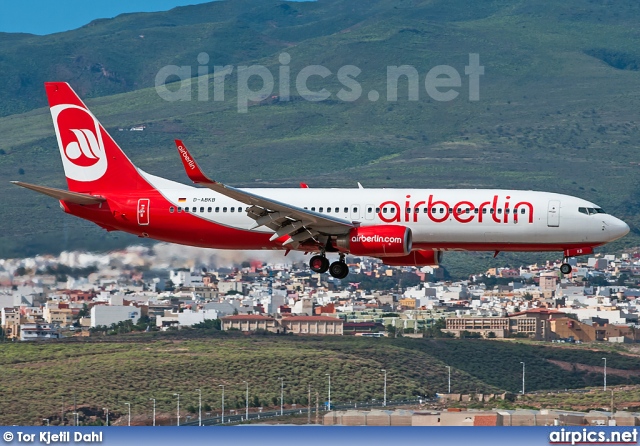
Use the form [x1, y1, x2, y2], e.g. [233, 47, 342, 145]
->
[580, 207, 606, 215]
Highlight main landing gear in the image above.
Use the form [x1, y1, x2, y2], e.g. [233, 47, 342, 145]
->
[309, 253, 349, 279]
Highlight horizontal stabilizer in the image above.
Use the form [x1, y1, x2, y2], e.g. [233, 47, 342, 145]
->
[11, 181, 105, 205]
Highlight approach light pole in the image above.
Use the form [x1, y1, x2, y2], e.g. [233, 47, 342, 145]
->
[243, 381, 249, 421]
[520, 362, 526, 395]
[149, 399, 155, 426]
[173, 393, 180, 426]
[196, 389, 202, 426]
[446, 366, 451, 394]
[219, 385, 225, 424]
[102, 408, 108, 426]
[278, 377, 284, 416]
[603, 357, 607, 391]
[124, 402, 130, 426]
[326, 373, 331, 411]
[381, 369, 387, 407]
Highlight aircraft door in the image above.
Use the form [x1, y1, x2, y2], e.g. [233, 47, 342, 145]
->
[365, 204, 375, 221]
[350, 205, 360, 221]
[137, 198, 150, 226]
[547, 200, 560, 227]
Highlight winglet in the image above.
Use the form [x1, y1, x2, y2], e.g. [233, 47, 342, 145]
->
[174, 140, 215, 184]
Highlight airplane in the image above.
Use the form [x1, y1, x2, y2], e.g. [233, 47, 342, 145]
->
[13, 82, 630, 279]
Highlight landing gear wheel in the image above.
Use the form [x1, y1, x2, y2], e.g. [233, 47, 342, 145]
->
[309, 255, 329, 273]
[329, 261, 349, 279]
[560, 263, 572, 275]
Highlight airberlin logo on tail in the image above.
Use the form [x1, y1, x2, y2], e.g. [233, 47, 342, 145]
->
[65, 129, 101, 167]
[50, 104, 107, 182]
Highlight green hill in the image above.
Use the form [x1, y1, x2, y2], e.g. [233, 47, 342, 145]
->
[0, 0, 639, 270]
[1, 334, 639, 425]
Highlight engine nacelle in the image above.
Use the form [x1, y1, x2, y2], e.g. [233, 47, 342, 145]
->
[336, 225, 412, 257]
[381, 250, 443, 267]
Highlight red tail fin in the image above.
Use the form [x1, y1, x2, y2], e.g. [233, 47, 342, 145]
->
[45, 82, 145, 193]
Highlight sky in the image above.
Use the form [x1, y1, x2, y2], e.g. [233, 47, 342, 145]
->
[0, 0, 215, 35]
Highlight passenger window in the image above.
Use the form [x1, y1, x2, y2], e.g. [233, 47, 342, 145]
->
[466, 208, 470, 214]
[457, 208, 462, 214]
[200, 207, 205, 213]
[424, 208, 429, 213]
[223, 207, 227, 213]
[498, 209, 502, 214]
[367, 207, 373, 213]
[311, 207, 316, 211]
[192, 207, 196, 212]
[376, 207, 380, 213]
[177, 207, 182, 213]
[304, 207, 308, 210]
[215, 207, 219, 212]
[353, 207, 358, 213]
[207, 207, 212, 213]
[334, 207, 338, 213]
[390, 208, 395, 214]
[407, 208, 411, 214]
[383, 208, 387, 214]
[474, 209, 478, 214]
[327, 207, 331, 213]
[345, 207, 349, 213]
[505, 208, 510, 214]
[230, 207, 235, 212]
[520, 208, 525, 214]
[169, 207, 175, 213]
[184, 207, 189, 213]
[448, 208, 452, 213]
[490, 209, 494, 214]
[483, 208, 487, 214]
[439, 208, 444, 214]
[319, 207, 323, 212]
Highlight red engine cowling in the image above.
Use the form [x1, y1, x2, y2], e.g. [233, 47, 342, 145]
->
[335, 225, 412, 257]
[381, 250, 443, 267]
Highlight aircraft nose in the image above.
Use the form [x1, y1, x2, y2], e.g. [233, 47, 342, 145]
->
[609, 217, 630, 241]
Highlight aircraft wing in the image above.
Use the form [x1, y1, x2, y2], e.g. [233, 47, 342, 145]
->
[11, 181, 106, 205]
[174, 140, 355, 248]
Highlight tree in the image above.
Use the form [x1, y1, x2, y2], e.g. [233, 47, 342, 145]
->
[385, 324, 396, 337]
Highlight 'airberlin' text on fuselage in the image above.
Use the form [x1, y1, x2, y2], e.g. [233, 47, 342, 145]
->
[377, 195, 534, 224]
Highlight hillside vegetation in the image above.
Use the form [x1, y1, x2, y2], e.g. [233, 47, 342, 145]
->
[1, 334, 639, 425]
[0, 0, 639, 273]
